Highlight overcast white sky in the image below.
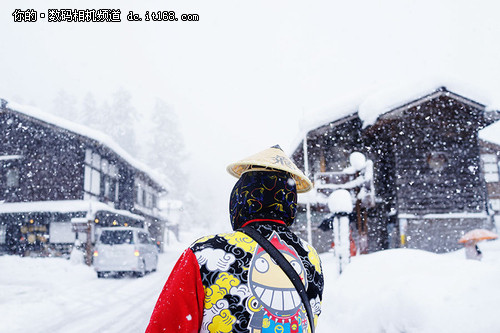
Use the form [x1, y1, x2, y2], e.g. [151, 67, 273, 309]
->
[2, 0, 500, 227]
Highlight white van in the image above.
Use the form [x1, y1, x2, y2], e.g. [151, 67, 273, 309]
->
[93, 227, 159, 278]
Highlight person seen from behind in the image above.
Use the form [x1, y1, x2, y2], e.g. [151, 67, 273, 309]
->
[146, 145, 324, 332]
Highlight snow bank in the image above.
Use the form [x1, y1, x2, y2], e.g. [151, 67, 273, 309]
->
[318, 240, 500, 333]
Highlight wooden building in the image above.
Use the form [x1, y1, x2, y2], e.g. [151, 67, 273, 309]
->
[0, 98, 169, 256]
[291, 87, 500, 253]
[479, 139, 500, 228]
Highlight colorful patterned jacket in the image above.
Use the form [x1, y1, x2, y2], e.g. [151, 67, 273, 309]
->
[146, 171, 324, 332]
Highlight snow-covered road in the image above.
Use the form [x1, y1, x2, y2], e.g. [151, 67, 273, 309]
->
[0, 247, 180, 333]
[0, 227, 214, 333]
[38, 272, 163, 333]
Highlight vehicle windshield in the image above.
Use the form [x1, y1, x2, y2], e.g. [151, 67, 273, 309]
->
[99, 230, 134, 245]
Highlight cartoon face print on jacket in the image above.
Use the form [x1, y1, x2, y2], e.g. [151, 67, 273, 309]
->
[247, 232, 308, 333]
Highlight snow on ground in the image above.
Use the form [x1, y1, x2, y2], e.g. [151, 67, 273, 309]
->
[318, 240, 500, 333]
[1, 228, 499, 333]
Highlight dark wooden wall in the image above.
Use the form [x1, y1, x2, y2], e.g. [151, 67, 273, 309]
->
[388, 96, 486, 214]
[117, 166, 136, 211]
[1, 111, 84, 202]
[306, 117, 364, 174]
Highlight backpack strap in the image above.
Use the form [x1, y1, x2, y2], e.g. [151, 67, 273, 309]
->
[238, 225, 315, 333]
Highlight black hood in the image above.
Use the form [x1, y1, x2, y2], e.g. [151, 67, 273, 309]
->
[229, 170, 297, 230]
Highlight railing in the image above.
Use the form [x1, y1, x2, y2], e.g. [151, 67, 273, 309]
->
[312, 162, 375, 208]
[314, 171, 355, 188]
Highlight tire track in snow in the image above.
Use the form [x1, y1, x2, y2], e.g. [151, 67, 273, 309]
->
[88, 288, 157, 333]
[40, 272, 165, 333]
[85, 272, 166, 333]
[89, 257, 176, 332]
[39, 277, 136, 332]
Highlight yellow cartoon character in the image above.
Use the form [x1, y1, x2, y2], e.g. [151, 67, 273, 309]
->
[247, 232, 308, 333]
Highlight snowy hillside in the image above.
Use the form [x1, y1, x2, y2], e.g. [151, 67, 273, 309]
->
[1, 227, 499, 333]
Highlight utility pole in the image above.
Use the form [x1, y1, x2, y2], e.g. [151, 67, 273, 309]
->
[85, 219, 93, 266]
[303, 134, 313, 245]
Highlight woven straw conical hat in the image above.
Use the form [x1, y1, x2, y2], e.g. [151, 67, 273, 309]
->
[226, 145, 313, 193]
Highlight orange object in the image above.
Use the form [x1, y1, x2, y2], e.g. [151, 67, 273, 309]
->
[350, 235, 357, 257]
[330, 231, 357, 256]
[458, 229, 498, 243]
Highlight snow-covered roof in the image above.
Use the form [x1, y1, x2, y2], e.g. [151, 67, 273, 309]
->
[0, 200, 145, 221]
[1, 98, 171, 192]
[290, 79, 500, 153]
[357, 80, 494, 127]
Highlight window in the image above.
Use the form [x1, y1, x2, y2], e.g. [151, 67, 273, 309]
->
[109, 164, 117, 178]
[99, 230, 133, 245]
[91, 169, 101, 195]
[115, 182, 119, 202]
[84, 166, 92, 192]
[84, 149, 118, 202]
[85, 149, 92, 164]
[138, 232, 149, 244]
[6, 167, 19, 187]
[104, 179, 110, 198]
[427, 151, 448, 172]
[134, 178, 158, 209]
[92, 153, 101, 169]
[136, 184, 143, 204]
[490, 199, 500, 211]
[103, 177, 116, 202]
[481, 154, 499, 183]
[101, 158, 109, 174]
[0, 225, 6, 244]
[146, 192, 153, 208]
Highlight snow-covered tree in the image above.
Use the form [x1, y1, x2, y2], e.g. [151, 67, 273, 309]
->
[139, 98, 198, 225]
[51, 90, 79, 121]
[80, 92, 100, 129]
[107, 88, 137, 156]
[142, 98, 187, 194]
